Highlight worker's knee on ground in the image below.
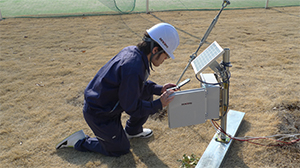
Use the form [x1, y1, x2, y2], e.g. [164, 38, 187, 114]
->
[107, 145, 130, 157]
[103, 137, 130, 157]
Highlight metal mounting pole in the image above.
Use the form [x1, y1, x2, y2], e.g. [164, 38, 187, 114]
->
[213, 48, 231, 143]
[197, 48, 245, 168]
[220, 48, 230, 141]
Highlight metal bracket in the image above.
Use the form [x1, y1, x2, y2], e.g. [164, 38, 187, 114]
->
[196, 110, 245, 168]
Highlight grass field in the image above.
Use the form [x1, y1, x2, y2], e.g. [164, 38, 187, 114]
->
[0, 6, 299, 168]
[0, 0, 299, 17]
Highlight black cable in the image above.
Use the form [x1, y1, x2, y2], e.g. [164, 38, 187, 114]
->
[195, 74, 222, 85]
[195, 69, 231, 85]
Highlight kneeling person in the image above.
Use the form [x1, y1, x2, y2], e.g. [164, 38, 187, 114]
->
[56, 23, 180, 157]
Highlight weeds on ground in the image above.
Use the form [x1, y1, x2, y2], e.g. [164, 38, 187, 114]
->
[177, 154, 200, 168]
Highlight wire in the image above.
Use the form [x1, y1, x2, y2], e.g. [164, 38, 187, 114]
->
[211, 120, 300, 147]
[212, 103, 229, 121]
[195, 74, 222, 85]
[195, 62, 231, 86]
[195, 71, 231, 85]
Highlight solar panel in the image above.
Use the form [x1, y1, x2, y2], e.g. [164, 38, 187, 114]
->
[191, 41, 224, 75]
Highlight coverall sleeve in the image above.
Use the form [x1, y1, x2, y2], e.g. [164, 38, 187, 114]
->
[143, 80, 163, 96]
[118, 74, 162, 118]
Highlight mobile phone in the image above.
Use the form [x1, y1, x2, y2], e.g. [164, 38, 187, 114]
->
[167, 78, 191, 91]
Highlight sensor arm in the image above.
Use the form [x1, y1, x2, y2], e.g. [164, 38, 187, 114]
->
[176, 1, 230, 85]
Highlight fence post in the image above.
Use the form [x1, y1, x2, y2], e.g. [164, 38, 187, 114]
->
[265, 0, 269, 9]
[146, 0, 150, 14]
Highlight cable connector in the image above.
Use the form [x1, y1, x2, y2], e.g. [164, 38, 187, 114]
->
[215, 133, 231, 143]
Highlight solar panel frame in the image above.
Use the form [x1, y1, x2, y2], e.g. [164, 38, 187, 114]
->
[191, 41, 224, 75]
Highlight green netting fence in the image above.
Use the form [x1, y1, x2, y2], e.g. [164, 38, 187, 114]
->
[0, 0, 299, 18]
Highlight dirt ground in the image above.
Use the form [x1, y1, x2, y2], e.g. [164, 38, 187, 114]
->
[0, 6, 299, 168]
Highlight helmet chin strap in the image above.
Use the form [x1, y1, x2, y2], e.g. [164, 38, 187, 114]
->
[149, 50, 164, 71]
[142, 36, 163, 71]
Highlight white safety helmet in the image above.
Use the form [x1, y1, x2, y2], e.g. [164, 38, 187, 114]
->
[146, 23, 180, 59]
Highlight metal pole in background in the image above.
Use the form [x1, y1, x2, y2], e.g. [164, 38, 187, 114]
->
[265, 0, 269, 9]
[146, 0, 149, 14]
[220, 48, 230, 141]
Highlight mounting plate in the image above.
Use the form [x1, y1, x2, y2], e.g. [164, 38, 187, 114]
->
[196, 110, 245, 168]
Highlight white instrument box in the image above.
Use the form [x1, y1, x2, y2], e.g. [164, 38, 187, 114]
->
[168, 74, 220, 128]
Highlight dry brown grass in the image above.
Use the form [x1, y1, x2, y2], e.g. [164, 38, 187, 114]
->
[0, 7, 299, 168]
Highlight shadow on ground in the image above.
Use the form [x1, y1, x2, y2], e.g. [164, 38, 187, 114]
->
[54, 136, 168, 167]
[221, 119, 251, 168]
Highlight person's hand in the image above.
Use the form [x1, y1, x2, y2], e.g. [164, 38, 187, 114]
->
[161, 83, 177, 93]
[160, 90, 175, 108]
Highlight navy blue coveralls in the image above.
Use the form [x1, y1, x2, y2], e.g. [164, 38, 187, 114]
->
[74, 46, 163, 156]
